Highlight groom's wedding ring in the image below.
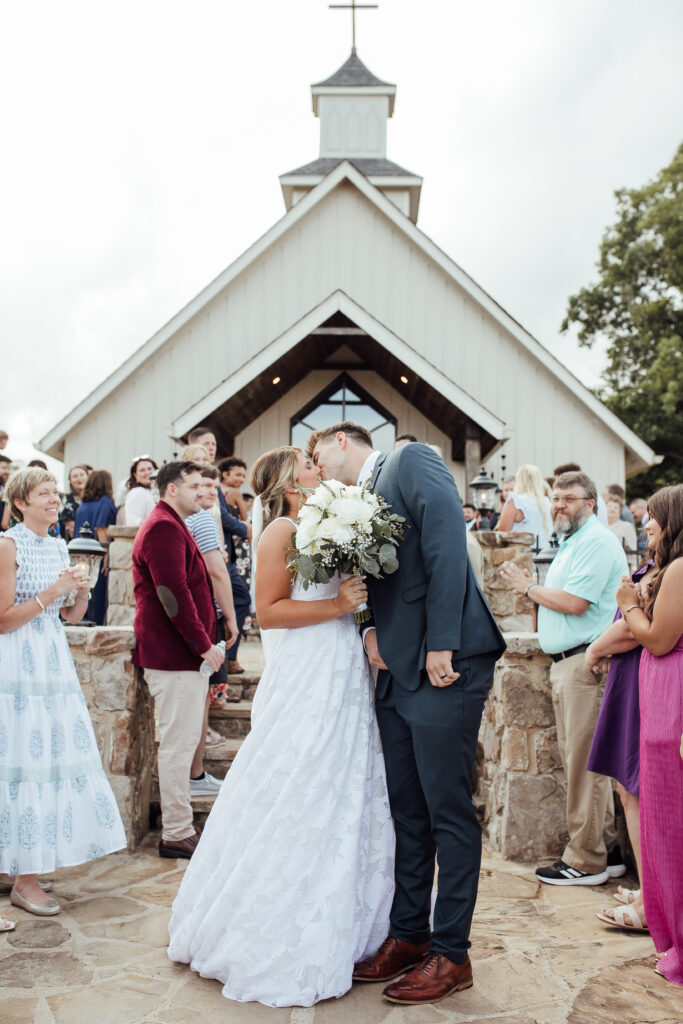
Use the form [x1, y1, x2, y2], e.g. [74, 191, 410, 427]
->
[439, 673, 447, 678]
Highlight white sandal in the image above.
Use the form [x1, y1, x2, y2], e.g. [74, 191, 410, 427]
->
[613, 885, 640, 905]
[596, 904, 649, 932]
[1, 917, 16, 933]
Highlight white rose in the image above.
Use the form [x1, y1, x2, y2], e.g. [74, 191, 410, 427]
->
[300, 501, 323, 525]
[313, 480, 344, 505]
[329, 497, 363, 525]
[331, 524, 355, 546]
[296, 521, 318, 550]
[318, 517, 340, 540]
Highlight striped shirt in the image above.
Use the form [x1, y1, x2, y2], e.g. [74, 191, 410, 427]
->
[186, 508, 222, 613]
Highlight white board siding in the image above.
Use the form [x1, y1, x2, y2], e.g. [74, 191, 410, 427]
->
[61, 181, 626, 490]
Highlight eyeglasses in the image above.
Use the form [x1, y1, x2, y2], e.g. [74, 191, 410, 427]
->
[551, 494, 589, 505]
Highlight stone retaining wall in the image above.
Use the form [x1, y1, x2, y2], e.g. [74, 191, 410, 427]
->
[65, 625, 154, 849]
[107, 526, 137, 626]
[475, 531, 535, 633]
[476, 632, 568, 861]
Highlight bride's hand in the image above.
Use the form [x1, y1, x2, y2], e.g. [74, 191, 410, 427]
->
[334, 577, 368, 616]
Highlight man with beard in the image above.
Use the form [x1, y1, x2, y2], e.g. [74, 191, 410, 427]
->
[500, 471, 628, 886]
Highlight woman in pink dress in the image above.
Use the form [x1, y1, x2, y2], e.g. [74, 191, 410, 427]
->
[616, 484, 683, 986]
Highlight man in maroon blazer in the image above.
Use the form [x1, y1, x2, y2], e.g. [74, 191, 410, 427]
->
[132, 461, 225, 858]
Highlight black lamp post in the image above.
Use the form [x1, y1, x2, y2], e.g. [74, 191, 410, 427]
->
[469, 467, 498, 530]
[532, 532, 560, 586]
[65, 522, 106, 626]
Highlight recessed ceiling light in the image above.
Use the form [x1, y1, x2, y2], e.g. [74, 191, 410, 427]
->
[272, 376, 281, 384]
[400, 375, 408, 384]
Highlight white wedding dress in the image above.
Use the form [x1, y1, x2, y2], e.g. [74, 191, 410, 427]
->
[167, 519, 395, 1007]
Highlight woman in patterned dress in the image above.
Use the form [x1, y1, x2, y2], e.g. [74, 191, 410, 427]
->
[0, 468, 126, 918]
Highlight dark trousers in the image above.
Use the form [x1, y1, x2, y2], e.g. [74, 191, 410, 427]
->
[226, 564, 251, 662]
[376, 652, 496, 963]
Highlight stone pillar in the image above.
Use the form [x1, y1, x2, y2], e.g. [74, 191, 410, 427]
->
[475, 531, 535, 632]
[107, 526, 138, 626]
[476, 633, 567, 861]
[66, 626, 154, 849]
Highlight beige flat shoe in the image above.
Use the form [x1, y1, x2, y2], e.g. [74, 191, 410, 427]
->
[596, 905, 648, 932]
[10, 888, 61, 916]
[1, 917, 16, 932]
[0, 878, 52, 896]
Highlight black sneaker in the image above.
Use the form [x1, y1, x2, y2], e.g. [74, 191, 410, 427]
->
[606, 845, 627, 878]
[535, 859, 609, 886]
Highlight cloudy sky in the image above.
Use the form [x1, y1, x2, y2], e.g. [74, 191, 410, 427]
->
[2, 0, 682, 480]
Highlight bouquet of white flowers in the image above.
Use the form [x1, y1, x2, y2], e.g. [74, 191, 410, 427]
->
[287, 479, 406, 623]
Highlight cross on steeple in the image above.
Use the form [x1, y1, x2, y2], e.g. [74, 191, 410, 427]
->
[329, 0, 378, 53]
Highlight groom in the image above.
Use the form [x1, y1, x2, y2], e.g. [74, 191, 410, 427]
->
[309, 423, 505, 1005]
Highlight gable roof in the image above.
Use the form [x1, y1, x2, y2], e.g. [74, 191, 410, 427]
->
[37, 160, 656, 472]
[281, 156, 417, 178]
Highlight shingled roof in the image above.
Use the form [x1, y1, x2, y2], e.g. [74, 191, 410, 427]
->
[312, 51, 394, 89]
[281, 157, 418, 178]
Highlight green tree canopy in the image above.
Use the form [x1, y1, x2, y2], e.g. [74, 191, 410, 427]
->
[562, 143, 683, 498]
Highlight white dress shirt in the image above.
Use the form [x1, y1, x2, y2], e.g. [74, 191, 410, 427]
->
[357, 451, 381, 485]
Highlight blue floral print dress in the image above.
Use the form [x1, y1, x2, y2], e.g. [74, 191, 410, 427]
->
[0, 523, 126, 874]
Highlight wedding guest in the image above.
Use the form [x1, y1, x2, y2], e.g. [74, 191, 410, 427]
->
[500, 471, 628, 885]
[586, 546, 657, 934]
[0, 429, 8, 450]
[59, 464, 91, 540]
[242, 493, 255, 515]
[185, 466, 240, 785]
[74, 471, 117, 626]
[27, 459, 48, 470]
[132, 461, 224, 859]
[124, 456, 158, 527]
[631, 498, 650, 555]
[0, 468, 126, 916]
[603, 483, 634, 524]
[394, 433, 417, 449]
[189, 428, 251, 674]
[0, 455, 11, 498]
[462, 503, 478, 531]
[606, 497, 638, 569]
[614, 484, 683, 986]
[490, 477, 515, 529]
[496, 464, 552, 548]
[554, 461, 608, 525]
[218, 457, 252, 590]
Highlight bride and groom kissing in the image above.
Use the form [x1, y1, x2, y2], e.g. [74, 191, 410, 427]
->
[168, 422, 506, 1008]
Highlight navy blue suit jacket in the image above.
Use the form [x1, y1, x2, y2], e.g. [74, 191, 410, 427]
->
[366, 444, 505, 696]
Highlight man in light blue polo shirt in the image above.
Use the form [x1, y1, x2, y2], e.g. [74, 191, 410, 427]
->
[501, 471, 628, 887]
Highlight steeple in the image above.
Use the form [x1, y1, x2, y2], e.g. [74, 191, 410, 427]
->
[279, 50, 422, 223]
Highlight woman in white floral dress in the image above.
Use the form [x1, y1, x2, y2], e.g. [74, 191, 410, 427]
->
[0, 468, 126, 921]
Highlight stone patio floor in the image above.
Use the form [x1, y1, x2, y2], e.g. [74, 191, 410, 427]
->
[2, 843, 682, 1024]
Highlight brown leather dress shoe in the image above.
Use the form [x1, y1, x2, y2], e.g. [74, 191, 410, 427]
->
[382, 952, 473, 1004]
[159, 830, 201, 859]
[228, 660, 244, 674]
[352, 937, 432, 982]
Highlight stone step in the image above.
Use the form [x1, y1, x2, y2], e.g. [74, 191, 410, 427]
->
[226, 672, 261, 701]
[209, 699, 253, 738]
[203, 736, 244, 779]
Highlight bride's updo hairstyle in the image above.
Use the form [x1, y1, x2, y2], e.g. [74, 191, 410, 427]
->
[249, 446, 301, 528]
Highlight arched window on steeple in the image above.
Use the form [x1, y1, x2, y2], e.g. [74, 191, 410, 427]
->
[290, 373, 396, 451]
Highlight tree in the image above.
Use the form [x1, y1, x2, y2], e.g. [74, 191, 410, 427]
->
[562, 143, 683, 497]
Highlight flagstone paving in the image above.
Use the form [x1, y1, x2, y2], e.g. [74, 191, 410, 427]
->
[2, 841, 682, 1024]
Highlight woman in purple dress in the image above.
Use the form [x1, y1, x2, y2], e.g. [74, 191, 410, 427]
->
[586, 554, 656, 934]
[615, 484, 683, 986]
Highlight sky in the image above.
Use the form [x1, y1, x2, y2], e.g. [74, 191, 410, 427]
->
[2, 0, 682, 483]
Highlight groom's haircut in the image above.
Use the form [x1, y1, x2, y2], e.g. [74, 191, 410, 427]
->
[306, 422, 373, 457]
[157, 460, 202, 497]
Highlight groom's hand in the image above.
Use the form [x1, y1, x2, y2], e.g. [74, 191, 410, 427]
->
[363, 629, 388, 670]
[426, 651, 459, 688]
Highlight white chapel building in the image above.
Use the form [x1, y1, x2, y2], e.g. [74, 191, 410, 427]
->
[39, 48, 655, 494]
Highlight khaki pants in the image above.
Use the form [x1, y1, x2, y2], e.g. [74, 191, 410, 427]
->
[144, 668, 208, 842]
[550, 652, 617, 873]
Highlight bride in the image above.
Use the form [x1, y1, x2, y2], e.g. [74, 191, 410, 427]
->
[167, 446, 395, 1007]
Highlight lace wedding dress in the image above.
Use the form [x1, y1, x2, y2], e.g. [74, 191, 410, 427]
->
[168, 520, 395, 1007]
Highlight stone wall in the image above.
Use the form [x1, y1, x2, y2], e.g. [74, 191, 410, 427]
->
[107, 526, 137, 626]
[65, 626, 154, 849]
[476, 632, 568, 861]
[476, 531, 535, 633]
